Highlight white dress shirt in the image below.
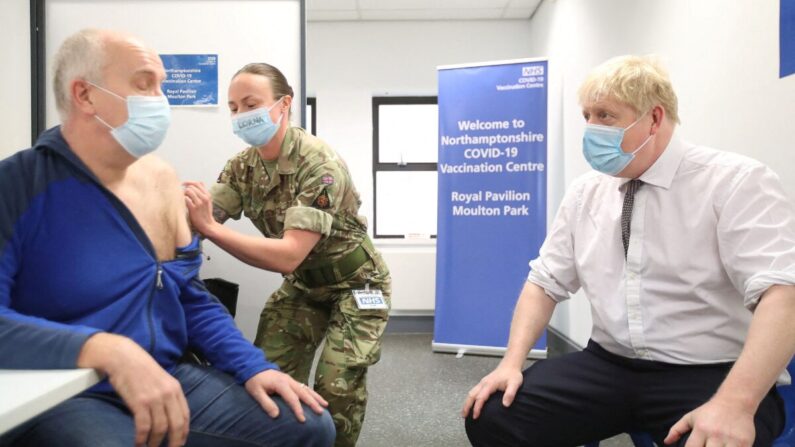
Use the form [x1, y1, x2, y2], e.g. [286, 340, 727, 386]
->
[529, 134, 795, 366]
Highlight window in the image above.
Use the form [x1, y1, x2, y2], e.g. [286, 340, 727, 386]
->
[306, 97, 316, 135]
[372, 96, 438, 239]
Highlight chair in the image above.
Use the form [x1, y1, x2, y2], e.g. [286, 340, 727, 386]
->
[181, 278, 240, 365]
[773, 358, 795, 446]
[584, 431, 655, 447]
[203, 277, 239, 317]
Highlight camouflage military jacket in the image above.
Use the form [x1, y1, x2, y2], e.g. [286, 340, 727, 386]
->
[211, 127, 369, 266]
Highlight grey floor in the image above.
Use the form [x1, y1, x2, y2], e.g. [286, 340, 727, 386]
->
[355, 333, 634, 447]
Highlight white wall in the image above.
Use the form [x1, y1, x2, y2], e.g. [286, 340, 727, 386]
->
[527, 0, 795, 347]
[307, 20, 535, 314]
[0, 0, 31, 156]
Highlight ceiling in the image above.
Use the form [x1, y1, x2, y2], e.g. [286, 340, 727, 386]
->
[306, 0, 543, 22]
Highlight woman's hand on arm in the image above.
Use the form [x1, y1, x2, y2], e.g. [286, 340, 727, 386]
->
[206, 226, 320, 274]
[183, 181, 223, 236]
[183, 181, 321, 273]
[183, 183, 319, 275]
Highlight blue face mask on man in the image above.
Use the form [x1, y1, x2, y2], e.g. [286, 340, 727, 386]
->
[231, 97, 285, 147]
[582, 111, 652, 176]
[90, 82, 171, 159]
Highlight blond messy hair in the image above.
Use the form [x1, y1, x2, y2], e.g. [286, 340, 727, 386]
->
[579, 55, 680, 125]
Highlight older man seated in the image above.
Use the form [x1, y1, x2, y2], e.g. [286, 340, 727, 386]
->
[0, 29, 335, 447]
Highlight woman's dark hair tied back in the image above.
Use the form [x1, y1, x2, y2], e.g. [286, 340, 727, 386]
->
[234, 63, 294, 100]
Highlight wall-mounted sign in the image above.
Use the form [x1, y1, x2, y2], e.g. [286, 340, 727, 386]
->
[160, 54, 218, 106]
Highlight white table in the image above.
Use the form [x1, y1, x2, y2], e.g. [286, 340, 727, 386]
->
[0, 369, 101, 435]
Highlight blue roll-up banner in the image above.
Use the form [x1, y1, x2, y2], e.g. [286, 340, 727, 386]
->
[160, 54, 219, 106]
[782, 0, 795, 78]
[433, 59, 548, 358]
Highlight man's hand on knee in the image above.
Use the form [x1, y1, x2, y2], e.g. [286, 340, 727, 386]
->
[78, 333, 190, 447]
[664, 398, 756, 447]
[462, 365, 524, 420]
[244, 369, 329, 422]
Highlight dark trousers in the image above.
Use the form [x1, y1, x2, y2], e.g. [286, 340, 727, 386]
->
[466, 340, 784, 447]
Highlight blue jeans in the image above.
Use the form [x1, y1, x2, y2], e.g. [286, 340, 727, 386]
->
[0, 363, 336, 447]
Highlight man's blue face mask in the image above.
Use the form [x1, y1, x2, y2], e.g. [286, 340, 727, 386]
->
[231, 97, 285, 148]
[582, 111, 652, 176]
[90, 82, 172, 159]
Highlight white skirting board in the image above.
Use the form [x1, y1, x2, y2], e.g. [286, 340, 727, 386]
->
[431, 342, 547, 359]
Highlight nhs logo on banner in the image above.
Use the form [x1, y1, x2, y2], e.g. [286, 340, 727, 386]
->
[522, 65, 544, 76]
[496, 64, 546, 91]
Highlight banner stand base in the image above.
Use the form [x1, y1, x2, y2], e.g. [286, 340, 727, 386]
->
[432, 341, 547, 359]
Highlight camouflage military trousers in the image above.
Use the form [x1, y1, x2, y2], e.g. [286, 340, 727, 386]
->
[254, 255, 390, 447]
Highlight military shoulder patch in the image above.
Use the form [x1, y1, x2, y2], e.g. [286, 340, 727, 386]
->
[321, 175, 334, 185]
[312, 188, 332, 209]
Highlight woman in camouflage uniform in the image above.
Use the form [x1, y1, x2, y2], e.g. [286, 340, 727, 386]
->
[184, 63, 391, 447]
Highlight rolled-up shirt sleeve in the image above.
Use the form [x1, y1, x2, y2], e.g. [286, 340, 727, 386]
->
[716, 164, 795, 310]
[210, 158, 243, 220]
[284, 206, 332, 236]
[528, 182, 582, 302]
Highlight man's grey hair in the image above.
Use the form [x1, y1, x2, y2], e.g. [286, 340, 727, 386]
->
[53, 29, 107, 121]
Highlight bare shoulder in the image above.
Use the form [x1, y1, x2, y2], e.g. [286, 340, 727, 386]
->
[132, 154, 180, 185]
[130, 155, 192, 245]
[128, 155, 184, 203]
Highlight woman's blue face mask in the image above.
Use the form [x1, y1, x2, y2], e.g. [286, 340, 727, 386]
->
[231, 97, 285, 147]
[582, 111, 652, 176]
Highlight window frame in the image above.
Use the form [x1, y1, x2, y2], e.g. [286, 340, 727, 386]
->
[371, 96, 438, 239]
[306, 96, 317, 135]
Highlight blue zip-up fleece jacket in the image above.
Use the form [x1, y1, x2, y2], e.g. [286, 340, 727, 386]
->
[0, 127, 277, 392]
